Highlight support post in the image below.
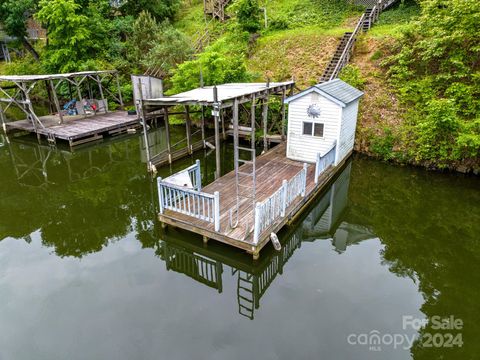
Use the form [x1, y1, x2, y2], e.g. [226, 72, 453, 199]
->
[253, 202, 261, 244]
[302, 163, 307, 197]
[0, 103, 6, 134]
[251, 94, 256, 145]
[137, 79, 152, 171]
[201, 106, 206, 148]
[281, 179, 288, 217]
[74, 79, 83, 115]
[262, 94, 269, 153]
[96, 75, 108, 113]
[233, 98, 239, 183]
[221, 109, 226, 140]
[49, 80, 64, 124]
[157, 177, 164, 214]
[213, 86, 221, 179]
[115, 72, 124, 108]
[281, 87, 286, 141]
[185, 105, 192, 154]
[214, 191, 220, 232]
[164, 106, 172, 164]
[195, 159, 202, 191]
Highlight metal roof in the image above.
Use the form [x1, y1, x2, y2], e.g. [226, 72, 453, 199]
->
[284, 79, 363, 107]
[0, 70, 117, 82]
[143, 81, 294, 107]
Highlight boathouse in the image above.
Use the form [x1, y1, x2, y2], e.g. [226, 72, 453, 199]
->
[0, 71, 137, 147]
[284, 78, 363, 165]
[150, 79, 363, 259]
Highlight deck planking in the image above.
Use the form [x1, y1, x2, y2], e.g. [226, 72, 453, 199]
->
[159, 142, 345, 257]
[5, 111, 140, 146]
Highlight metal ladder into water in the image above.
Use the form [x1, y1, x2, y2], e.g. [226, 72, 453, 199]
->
[230, 97, 257, 234]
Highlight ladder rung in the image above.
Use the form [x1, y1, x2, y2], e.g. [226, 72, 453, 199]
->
[238, 146, 255, 152]
[238, 171, 254, 177]
[238, 159, 254, 164]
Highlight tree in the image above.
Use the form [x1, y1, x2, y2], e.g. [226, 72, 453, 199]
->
[36, 0, 109, 72]
[235, 0, 261, 33]
[119, 0, 180, 22]
[0, 0, 40, 60]
[127, 10, 159, 63]
[142, 22, 193, 77]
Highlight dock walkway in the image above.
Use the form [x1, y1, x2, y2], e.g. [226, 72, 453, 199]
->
[158, 142, 344, 258]
[5, 111, 140, 146]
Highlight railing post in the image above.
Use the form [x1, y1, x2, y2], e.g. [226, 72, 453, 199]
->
[157, 177, 164, 214]
[301, 163, 307, 197]
[195, 159, 202, 191]
[253, 202, 262, 244]
[281, 179, 288, 217]
[214, 191, 220, 232]
[314, 153, 320, 185]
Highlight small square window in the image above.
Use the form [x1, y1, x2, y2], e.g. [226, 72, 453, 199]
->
[303, 122, 312, 136]
[314, 123, 324, 137]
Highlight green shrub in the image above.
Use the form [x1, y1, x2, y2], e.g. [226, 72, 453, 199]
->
[231, 0, 262, 33]
[339, 64, 366, 90]
[268, 16, 289, 31]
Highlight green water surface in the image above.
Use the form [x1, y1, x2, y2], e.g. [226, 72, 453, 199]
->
[0, 129, 478, 360]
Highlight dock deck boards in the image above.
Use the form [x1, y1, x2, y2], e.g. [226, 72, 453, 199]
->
[5, 111, 140, 145]
[159, 142, 342, 256]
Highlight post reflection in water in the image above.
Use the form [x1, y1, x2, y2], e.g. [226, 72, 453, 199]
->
[155, 162, 374, 320]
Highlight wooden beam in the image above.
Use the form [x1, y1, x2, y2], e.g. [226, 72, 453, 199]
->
[213, 86, 221, 179]
[96, 75, 108, 114]
[201, 106, 206, 148]
[137, 78, 152, 171]
[185, 105, 192, 154]
[164, 106, 172, 164]
[0, 103, 6, 133]
[262, 95, 269, 152]
[115, 72, 124, 108]
[281, 87, 286, 140]
[49, 79, 64, 125]
[221, 108, 226, 140]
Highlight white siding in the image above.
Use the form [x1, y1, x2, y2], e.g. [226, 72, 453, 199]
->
[286, 92, 342, 163]
[336, 101, 359, 165]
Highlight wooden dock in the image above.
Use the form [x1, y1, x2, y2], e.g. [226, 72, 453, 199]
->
[157, 141, 345, 259]
[5, 111, 140, 146]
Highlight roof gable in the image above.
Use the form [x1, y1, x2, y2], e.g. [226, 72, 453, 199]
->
[284, 79, 363, 107]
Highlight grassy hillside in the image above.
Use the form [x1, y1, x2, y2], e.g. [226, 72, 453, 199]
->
[172, 0, 362, 88]
[345, 0, 480, 173]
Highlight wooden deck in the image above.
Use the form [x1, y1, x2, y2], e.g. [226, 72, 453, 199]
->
[159, 142, 348, 258]
[5, 111, 140, 146]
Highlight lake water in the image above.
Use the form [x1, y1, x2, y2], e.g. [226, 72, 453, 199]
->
[0, 129, 478, 360]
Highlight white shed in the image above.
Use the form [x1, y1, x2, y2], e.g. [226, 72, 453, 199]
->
[284, 79, 363, 165]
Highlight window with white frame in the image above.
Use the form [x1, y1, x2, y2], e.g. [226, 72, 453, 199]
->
[302, 122, 324, 137]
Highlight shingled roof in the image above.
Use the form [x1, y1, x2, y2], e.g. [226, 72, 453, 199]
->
[284, 79, 363, 107]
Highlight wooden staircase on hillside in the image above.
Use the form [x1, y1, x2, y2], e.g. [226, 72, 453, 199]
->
[204, 0, 231, 22]
[319, 0, 400, 83]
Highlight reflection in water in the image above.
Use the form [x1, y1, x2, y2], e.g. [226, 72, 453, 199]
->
[0, 130, 479, 360]
[155, 162, 371, 320]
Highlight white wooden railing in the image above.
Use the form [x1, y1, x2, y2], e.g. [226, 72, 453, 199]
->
[253, 164, 308, 244]
[157, 160, 220, 231]
[315, 141, 337, 184]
